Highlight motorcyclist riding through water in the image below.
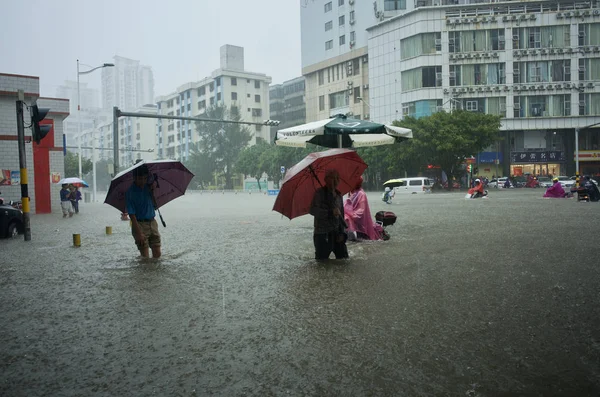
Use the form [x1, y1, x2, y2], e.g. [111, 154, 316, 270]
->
[468, 179, 488, 198]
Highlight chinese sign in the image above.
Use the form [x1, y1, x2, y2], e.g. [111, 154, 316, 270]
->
[511, 151, 565, 163]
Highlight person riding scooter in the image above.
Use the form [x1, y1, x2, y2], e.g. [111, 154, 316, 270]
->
[543, 177, 567, 198]
[468, 179, 487, 198]
[582, 176, 600, 202]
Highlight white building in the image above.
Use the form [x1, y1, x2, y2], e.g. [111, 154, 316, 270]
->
[301, 0, 405, 121]
[269, 76, 306, 142]
[156, 45, 272, 161]
[0, 73, 70, 214]
[78, 104, 158, 167]
[101, 56, 155, 111]
[367, 0, 600, 177]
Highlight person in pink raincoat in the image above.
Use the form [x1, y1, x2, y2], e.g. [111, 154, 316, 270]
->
[344, 177, 380, 241]
[543, 177, 567, 198]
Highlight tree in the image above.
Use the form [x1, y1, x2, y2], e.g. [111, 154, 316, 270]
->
[195, 104, 252, 189]
[185, 143, 216, 189]
[64, 150, 92, 178]
[394, 110, 501, 189]
[236, 141, 270, 190]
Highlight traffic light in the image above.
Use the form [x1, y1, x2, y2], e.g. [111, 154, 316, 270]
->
[467, 164, 472, 173]
[31, 103, 51, 144]
[263, 119, 281, 126]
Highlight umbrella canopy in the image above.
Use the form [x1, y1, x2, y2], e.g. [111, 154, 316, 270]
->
[274, 114, 413, 148]
[383, 178, 405, 188]
[273, 148, 367, 220]
[57, 177, 89, 188]
[104, 160, 195, 213]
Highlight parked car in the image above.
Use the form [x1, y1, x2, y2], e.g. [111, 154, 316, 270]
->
[537, 177, 553, 188]
[555, 176, 575, 189]
[569, 176, 599, 185]
[488, 177, 510, 188]
[0, 202, 24, 238]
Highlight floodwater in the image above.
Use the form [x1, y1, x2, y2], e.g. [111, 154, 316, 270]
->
[1, 189, 599, 396]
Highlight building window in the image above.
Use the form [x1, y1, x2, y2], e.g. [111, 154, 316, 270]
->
[251, 108, 263, 117]
[187, 103, 191, 111]
[354, 87, 361, 103]
[339, 15, 345, 26]
[384, 0, 406, 10]
[198, 100, 206, 110]
[325, 21, 333, 31]
[136, 133, 140, 140]
[217, 92, 221, 101]
[401, 33, 439, 59]
[325, 40, 333, 50]
[231, 92, 238, 100]
[209, 83, 214, 92]
[449, 65, 461, 86]
[329, 90, 349, 109]
[401, 66, 442, 90]
[353, 58, 360, 75]
[210, 97, 215, 105]
[255, 80, 261, 89]
[325, 1, 332, 12]
[338, 0, 344, 5]
[198, 86, 205, 96]
[339, 35, 346, 46]
[319, 95, 325, 111]
[136, 123, 140, 131]
[350, 31, 356, 43]
[231, 77, 237, 86]
[255, 94, 261, 103]
[318, 70, 325, 85]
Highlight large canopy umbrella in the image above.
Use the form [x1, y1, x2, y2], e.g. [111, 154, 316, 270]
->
[56, 177, 89, 188]
[274, 114, 413, 149]
[273, 148, 368, 220]
[104, 160, 194, 226]
[383, 178, 405, 188]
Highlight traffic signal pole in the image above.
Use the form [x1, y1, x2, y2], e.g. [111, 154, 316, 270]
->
[16, 90, 31, 241]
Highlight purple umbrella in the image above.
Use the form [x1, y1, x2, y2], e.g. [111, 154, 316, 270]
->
[104, 160, 195, 227]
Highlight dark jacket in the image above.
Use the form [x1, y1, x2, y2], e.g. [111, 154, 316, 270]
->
[309, 187, 346, 234]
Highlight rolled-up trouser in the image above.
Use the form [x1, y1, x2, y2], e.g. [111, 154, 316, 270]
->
[313, 231, 348, 260]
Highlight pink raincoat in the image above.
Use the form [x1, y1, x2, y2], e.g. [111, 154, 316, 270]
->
[543, 182, 566, 198]
[344, 188, 380, 240]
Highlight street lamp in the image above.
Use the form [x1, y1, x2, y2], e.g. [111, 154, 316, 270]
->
[77, 60, 114, 185]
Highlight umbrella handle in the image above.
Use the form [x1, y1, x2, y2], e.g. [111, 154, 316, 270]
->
[308, 165, 323, 188]
[157, 208, 166, 228]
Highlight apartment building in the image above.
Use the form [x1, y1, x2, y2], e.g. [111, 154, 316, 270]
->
[101, 56, 155, 111]
[269, 76, 306, 142]
[301, 0, 406, 122]
[368, 0, 600, 177]
[155, 45, 272, 161]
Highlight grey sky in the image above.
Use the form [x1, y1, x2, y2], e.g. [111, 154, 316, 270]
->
[0, 0, 301, 98]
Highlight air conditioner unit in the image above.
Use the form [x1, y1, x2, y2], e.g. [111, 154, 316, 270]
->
[494, 86, 500, 91]
[512, 15, 518, 21]
[514, 85, 521, 91]
[460, 88, 467, 92]
[347, 81, 353, 86]
[555, 83, 563, 89]
[579, 83, 585, 88]
[363, 84, 369, 89]
[585, 46, 592, 52]
[502, 16, 509, 21]
[529, 85, 537, 90]
[504, 86, 510, 91]
[363, 56, 368, 63]
[579, 100, 586, 107]
[449, 71, 456, 78]
[466, 53, 472, 58]
[446, 18, 453, 24]
[492, 52, 499, 58]
[435, 39, 442, 46]
[454, 19, 461, 24]
[350, 19, 355, 25]
[547, 85, 554, 90]
[468, 87, 475, 92]
[449, 54, 455, 59]
[347, 61, 353, 66]
[477, 87, 483, 92]
[490, 16, 496, 22]
[462, 18, 469, 24]
[541, 49, 548, 54]
[564, 83, 572, 88]
[486, 86, 492, 91]
[538, 85, 545, 90]
[556, 12, 563, 18]
[519, 14, 527, 20]
[443, 88, 449, 94]
[514, 103, 521, 110]
[583, 10, 590, 16]
[474, 53, 481, 58]
[587, 82, 594, 88]
[530, 14, 536, 20]
[514, 50, 521, 57]
[594, 46, 600, 52]
[574, 10, 581, 17]
[594, 9, 600, 16]
[481, 17, 488, 22]
[566, 11, 574, 18]
[549, 48, 555, 54]
[557, 48, 564, 53]
[349, 40, 355, 46]
[452, 88, 457, 93]
[349, 0, 354, 4]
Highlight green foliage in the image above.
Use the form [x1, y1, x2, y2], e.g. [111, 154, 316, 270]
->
[64, 150, 92, 178]
[185, 143, 216, 189]
[393, 110, 501, 188]
[195, 104, 252, 189]
[236, 141, 270, 190]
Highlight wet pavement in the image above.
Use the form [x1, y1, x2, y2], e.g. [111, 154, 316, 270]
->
[1, 188, 599, 396]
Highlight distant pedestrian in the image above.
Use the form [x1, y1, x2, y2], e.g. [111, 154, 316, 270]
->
[60, 184, 74, 218]
[126, 164, 161, 258]
[309, 169, 348, 260]
[69, 186, 81, 214]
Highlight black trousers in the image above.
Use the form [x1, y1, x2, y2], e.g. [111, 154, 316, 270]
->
[314, 231, 349, 260]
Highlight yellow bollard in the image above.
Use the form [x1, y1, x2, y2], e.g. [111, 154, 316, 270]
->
[106, 226, 112, 235]
[73, 234, 81, 247]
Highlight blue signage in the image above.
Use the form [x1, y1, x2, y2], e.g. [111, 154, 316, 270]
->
[477, 152, 503, 164]
[267, 189, 280, 196]
[511, 151, 565, 163]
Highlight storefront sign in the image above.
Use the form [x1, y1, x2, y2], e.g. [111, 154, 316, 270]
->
[511, 151, 565, 163]
[477, 152, 503, 164]
[575, 151, 600, 162]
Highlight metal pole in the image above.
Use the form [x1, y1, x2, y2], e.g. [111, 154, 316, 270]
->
[77, 59, 82, 179]
[575, 127, 580, 182]
[495, 139, 499, 187]
[113, 106, 119, 174]
[16, 91, 31, 241]
[92, 119, 97, 202]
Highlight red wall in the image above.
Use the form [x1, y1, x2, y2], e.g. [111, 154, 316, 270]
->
[33, 120, 54, 214]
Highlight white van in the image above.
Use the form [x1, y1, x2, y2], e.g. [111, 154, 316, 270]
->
[392, 177, 432, 194]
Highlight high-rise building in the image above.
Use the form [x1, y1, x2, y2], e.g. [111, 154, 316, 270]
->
[155, 45, 272, 161]
[269, 77, 306, 142]
[101, 56, 155, 111]
[300, 0, 405, 122]
[367, 1, 600, 177]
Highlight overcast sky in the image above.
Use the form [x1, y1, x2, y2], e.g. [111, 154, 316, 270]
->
[0, 0, 301, 98]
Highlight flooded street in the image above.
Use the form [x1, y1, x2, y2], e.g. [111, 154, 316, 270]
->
[1, 189, 599, 396]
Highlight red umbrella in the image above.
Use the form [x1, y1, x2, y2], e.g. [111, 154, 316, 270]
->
[273, 148, 367, 220]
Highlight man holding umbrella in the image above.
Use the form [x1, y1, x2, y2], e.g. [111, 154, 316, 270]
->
[309, 169, 349, 260]
[126, 164, 161, 258]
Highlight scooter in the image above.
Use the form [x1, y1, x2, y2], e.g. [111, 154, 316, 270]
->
[0, 191, 22, 209]
[465, 190, 489, 199]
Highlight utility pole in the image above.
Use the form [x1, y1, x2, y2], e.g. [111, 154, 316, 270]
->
[16, 90, 31, 241]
